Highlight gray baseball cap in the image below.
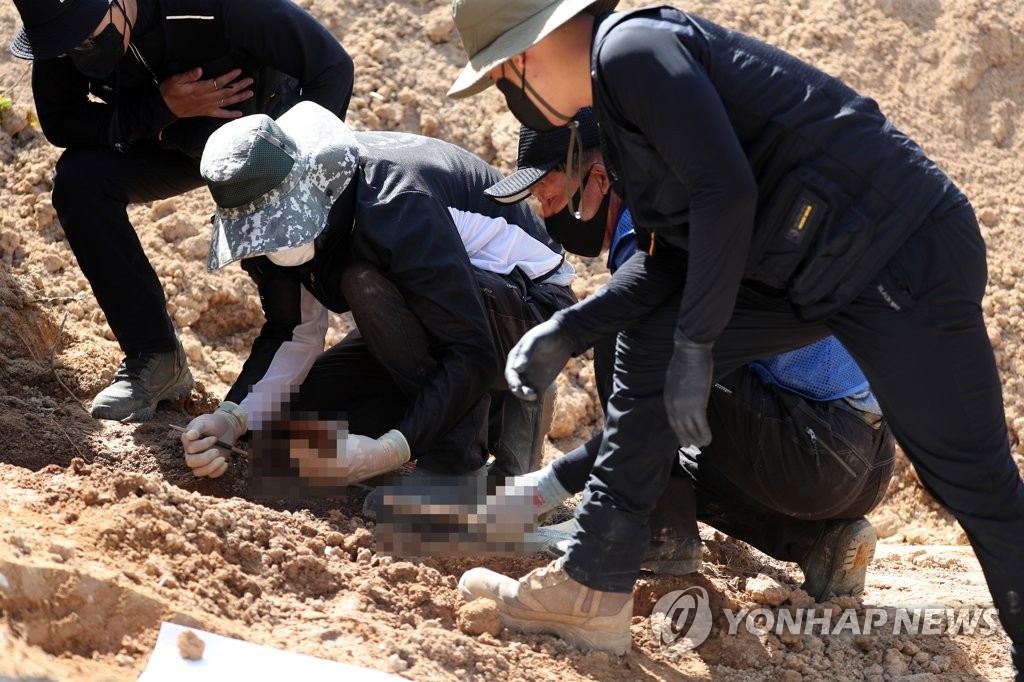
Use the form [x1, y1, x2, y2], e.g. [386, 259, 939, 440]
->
[201, 101, 360, 271]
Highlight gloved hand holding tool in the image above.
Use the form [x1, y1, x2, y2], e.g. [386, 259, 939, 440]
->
[179, 401, 248, 478]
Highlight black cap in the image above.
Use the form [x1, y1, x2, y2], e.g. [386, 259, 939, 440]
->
[485, 108, 601, 204]
[10, 0, 112, 61]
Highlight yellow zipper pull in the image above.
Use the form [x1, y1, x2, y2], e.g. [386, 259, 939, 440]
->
[648, 231, 656, 256]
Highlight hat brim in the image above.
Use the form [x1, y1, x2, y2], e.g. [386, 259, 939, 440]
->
[484, 162, 558, 204]
[10, 0, 111, 61]
[206, 102, 360, 271]
[207, 167, 331, 271]
[447, 0, 618, 99]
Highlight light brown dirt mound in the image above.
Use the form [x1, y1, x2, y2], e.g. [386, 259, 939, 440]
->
[1, 0, 1023, 679]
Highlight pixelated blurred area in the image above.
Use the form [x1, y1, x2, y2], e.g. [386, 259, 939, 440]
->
[249, 412, 350, 499]
[376, 475, 542, 557]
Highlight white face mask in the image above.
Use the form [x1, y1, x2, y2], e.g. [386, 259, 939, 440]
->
[266, 241, 316, 267]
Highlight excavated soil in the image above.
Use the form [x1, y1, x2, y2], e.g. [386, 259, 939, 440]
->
[1, 0, 1023, 679]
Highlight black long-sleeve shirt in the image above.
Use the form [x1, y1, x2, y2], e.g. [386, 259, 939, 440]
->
[576, 7, 953, 345]
[32, 0, 352, 156]
[226, 131, 572, 452]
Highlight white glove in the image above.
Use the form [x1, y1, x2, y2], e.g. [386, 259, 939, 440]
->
[180, 401, 248, 478]
[293, 428, 411, 487]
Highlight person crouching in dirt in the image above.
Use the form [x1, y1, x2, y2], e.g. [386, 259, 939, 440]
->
[446, 0, 1024, 667]
[9, 0, 353, 422]
[179, 101, 575, 514]
[480, 109, 897, 600]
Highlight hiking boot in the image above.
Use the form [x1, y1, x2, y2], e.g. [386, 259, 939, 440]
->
[90, 342, 194, 422]
[459, 558, 633, 655]
[799, 518, 877, 601]
[641, 535, 704, 576]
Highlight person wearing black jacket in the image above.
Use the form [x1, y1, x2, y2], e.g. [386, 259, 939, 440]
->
[179, 102, 574, 501]
[446, 0, 1024, 668]
[9, 0, 353, 422]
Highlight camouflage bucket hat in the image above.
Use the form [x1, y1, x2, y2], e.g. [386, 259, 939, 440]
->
[201, 101, 360, 271]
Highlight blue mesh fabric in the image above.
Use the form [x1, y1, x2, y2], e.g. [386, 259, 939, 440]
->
[749, 337, 869, 402]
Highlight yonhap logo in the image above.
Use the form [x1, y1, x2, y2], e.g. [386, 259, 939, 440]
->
[650, 586, 714, 652]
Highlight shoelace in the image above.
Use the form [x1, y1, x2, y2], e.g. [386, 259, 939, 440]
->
[111, 353, 158, 382]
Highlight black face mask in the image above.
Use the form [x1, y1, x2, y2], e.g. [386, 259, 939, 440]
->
[545, 186, 612, 258]
[495, 60, 574, 133]
[70, 8, 127, 79]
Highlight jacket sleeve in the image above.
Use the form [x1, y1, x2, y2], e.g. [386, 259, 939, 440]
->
[596, 24, 758, 343]
[31, 56, 176, 149]
[221, 0, 354, 118]
[352, 192, 498, 452]
[227, 257, 328, 431]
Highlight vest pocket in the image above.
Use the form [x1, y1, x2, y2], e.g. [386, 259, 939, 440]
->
[747, 166, 837, 290]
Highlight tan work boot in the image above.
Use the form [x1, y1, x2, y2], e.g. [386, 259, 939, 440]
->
[459, 559, 633, 655]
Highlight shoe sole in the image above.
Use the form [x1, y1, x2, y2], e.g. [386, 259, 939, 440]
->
[496, 612, 632, 656]
[459, 576, 632, 656]
[803, 520, 877, 600]
[641, 556, 702, 576]
[90, 373, 194, 423]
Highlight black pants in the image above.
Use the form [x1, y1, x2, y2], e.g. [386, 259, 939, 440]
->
[287, 262, 570, 474]
[50, 144, 205, 355]
[559, 196, 1024, 650]
[552, 367, 895, 559]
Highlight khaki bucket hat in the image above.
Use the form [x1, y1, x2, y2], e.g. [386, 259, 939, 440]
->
[447, 0, 618, 99]
[200, 101, 360, 271]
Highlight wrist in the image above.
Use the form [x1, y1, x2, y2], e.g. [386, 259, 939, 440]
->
[379, 429, 411, 465]
[215, 401, 248, 438]
[674, 329, 714, 350]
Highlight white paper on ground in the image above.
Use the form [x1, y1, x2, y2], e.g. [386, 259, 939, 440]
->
[138, 622, 407, 681]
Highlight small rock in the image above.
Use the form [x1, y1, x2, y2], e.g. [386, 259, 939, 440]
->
[385, 562, 419, 583]
[883, 647, 909, 675]
[457, 599, 503, 637]
[786, 589, 816, 608]
[387, 653, 408, 672]
[343, 527, 373, 553]
[781, 671, 802, 682]
[746, 574, 792, 606]
[49, 540, 76, 562]
[854, 634, 878, 651]
[356, 547, 373, 564]
[978, 208, 999, 226]
[423, 15, 453, 43]
[177, 629, 205, 661]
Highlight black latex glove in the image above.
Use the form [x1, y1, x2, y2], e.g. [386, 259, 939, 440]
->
[505, 319, 574, 401]
[664, 331, 714, 448]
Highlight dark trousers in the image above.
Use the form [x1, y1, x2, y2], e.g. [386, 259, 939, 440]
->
[685, 370, 894, 561]
[561, 197, 1024, 650]
[552, 367, 895, 558]
[287, 262, 565, 475]
[50, 145, 204, 355]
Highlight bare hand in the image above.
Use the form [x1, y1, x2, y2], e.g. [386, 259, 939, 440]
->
[159, 67, 254, 120]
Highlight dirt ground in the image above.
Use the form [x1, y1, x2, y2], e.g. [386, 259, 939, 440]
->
[1, 0, 1023, 679]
